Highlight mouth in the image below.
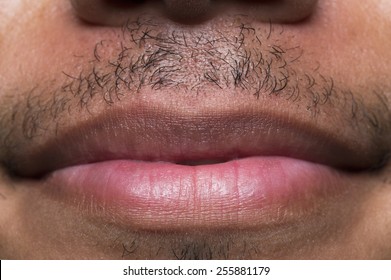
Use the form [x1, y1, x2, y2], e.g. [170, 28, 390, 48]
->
[9, 97, 388, 231]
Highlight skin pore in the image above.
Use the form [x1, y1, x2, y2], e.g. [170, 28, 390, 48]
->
[0, 0, 391, 259]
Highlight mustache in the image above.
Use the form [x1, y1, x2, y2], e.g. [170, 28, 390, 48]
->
[62, 18, 303, 108]
[0, 16, 390, 174]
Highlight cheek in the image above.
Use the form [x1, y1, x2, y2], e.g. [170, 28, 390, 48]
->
[291, 0, 391, 88]
[0, 1, 86, 91]
[0, 0, 24, 22]
[377, 0, 391, 19]
[0, 0, 22, 48]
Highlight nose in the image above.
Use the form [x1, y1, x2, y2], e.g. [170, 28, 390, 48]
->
[70, 0, 318, 26]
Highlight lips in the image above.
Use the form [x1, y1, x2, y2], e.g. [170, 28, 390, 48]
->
[5, 94, 382, 231]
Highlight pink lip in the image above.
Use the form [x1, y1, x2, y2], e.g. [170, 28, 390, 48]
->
[46, 156, 348, 230]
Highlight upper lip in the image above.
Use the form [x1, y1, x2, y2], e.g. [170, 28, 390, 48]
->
[8, 99, 387, 178]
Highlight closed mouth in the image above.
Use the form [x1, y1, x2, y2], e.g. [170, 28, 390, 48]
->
[2, 75, 388, 235]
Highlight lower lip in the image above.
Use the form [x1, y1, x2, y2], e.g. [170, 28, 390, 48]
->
[46, 157, 347, 230]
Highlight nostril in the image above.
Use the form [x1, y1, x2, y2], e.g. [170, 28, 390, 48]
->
[163, 0, 212, 24]
[70, 0, 149, 26]
[102, 0, 145, 8]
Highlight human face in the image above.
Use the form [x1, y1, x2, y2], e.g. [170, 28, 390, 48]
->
[0, 0, 390, 259]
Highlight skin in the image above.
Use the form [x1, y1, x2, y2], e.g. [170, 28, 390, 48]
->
[0, 0, 391, 259]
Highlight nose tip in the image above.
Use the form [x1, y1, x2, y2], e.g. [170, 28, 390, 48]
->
[164, 0, 212, 23]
